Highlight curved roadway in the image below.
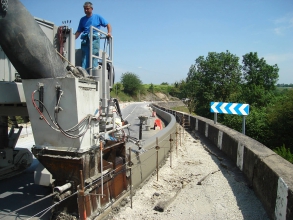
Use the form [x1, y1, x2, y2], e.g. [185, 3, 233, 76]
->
[0, 102, 268, 219]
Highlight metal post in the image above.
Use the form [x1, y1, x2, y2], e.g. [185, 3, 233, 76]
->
[176, 126, 178, 156]
[179, 127, 181, 147]
[139, 122, 142, 140]
[182, 116, 185, 136]
[214, 113, 217, 124]
[69, 28, 75, 66]
[129, 147, 132, 209]
[101, 52, 108, 115]
[78, 170, 86, 220]
[100, 141, 103, 198]
[155, 137, 160, 181]
[169, 134, 173, 168]
[242, 116, 246, 135]
[89, 26, 93, 76]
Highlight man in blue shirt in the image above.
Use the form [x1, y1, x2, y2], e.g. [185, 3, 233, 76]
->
[75, 2, 112, 71]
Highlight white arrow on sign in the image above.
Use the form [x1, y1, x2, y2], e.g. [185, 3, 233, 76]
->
[229, 103, 237, 114]
[239, 104, 248, 115]
[220, 102, 228, 114]
[211, 102, 218, 112]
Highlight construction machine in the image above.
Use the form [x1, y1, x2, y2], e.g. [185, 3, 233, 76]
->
[0, 0, 129, 219]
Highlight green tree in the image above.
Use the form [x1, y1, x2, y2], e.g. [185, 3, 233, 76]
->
[241, 52, 279, 107]
[186, 51, 242, 117]
[120, 72, 142, 96]
[267, 89, 293, 151]
[113, 82, 123, 95]
[169, 84, 181, 97]
[222, 106, 270, 145]
[148, 83, 154, 93]
[176, 79, 188, 99]
[242, 52, 279, 90]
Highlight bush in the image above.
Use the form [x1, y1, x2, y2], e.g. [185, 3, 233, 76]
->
[273, 145, 293, 163]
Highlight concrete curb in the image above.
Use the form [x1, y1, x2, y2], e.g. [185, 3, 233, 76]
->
[130, 105, 177, 189]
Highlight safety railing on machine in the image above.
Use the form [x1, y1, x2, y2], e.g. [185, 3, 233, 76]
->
[88, 26, 113, 76]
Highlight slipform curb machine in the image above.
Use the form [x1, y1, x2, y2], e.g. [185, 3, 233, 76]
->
[0, 1, 130, 219]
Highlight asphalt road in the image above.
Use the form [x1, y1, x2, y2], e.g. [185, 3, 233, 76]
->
[120, 102, 160, 151]
[0, 102, 156, 219]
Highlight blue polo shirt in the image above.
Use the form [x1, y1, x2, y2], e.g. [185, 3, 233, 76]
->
[77, 14, 108, 34]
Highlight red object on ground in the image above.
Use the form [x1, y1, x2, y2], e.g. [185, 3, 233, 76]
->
[154, 119, 162, 130]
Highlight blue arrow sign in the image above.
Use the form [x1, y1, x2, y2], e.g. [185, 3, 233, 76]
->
[210, 102, 249, 115]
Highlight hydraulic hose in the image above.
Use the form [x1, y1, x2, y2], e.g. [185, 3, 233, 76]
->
[113, 98, 124, 122]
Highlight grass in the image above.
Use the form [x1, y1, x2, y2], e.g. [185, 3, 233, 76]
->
[276, 87, 293, 91]
[273, 145, 293, 163]
[143, 84, 172, 94]
[111, 84, 176, 102]
[171, 106, 197, 116]
[110, 90, 134, 102]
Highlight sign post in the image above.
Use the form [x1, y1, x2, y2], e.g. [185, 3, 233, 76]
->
[210, 102, 249, 135]
[242, 116, 246, 135]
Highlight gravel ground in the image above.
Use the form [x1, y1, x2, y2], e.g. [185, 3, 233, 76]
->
[105, 129, 269, 220]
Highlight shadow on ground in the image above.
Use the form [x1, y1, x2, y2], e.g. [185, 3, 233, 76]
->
[0, 159, 52, 220]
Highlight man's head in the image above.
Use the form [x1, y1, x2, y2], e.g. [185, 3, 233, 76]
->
[83, 2, 93, 16]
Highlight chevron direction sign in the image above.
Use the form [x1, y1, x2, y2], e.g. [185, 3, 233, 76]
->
[210, 102, 249, 116]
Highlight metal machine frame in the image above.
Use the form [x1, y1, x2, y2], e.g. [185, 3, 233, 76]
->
[0, 2, 130, 217]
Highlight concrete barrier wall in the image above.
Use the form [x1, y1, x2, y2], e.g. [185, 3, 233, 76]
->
[130, 105, 177, 189]
[154, 104, 293, 220]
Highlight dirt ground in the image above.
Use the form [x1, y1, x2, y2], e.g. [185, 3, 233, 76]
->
[104, 129, 269, 220]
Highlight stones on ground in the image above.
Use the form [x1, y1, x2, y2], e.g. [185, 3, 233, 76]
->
[120, 198, 129, 207]
[197, 169, 220, 185]
[153, 188, 181, 212]
[111, 206, 120, 214]
[181, 180, 188, 188]
[153, 192, 160, 197]
[184, 160, 202, 165]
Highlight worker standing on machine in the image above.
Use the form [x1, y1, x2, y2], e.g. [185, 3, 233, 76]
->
[75, 1, 112, 71]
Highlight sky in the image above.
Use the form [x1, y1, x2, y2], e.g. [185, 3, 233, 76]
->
[20, 0, 293, 85]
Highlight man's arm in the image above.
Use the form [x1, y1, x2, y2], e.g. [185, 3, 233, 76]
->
[75, 31, 81, 39]
[106, 23, 112, 37]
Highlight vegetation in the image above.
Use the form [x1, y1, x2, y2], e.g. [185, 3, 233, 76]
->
[112, 81, 174, 102]
[183, 50, 242, 117]
[120, 72, 143, 96]
[277, 83, 293, 87]
[110, 89, 134, 102]
[171, 105, 196, 116]
[274, 145, 293, 163]
[173, 51, 292, 163]
[114, 51, 292, 163]
[144, 83, 173, 94]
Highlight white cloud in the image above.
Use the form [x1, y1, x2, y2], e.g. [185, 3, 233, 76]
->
[264, 53, 293, 64]
[274, 26, 292, 35]
[274, 27, 282, 35]
[273, 14, 293, 35]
